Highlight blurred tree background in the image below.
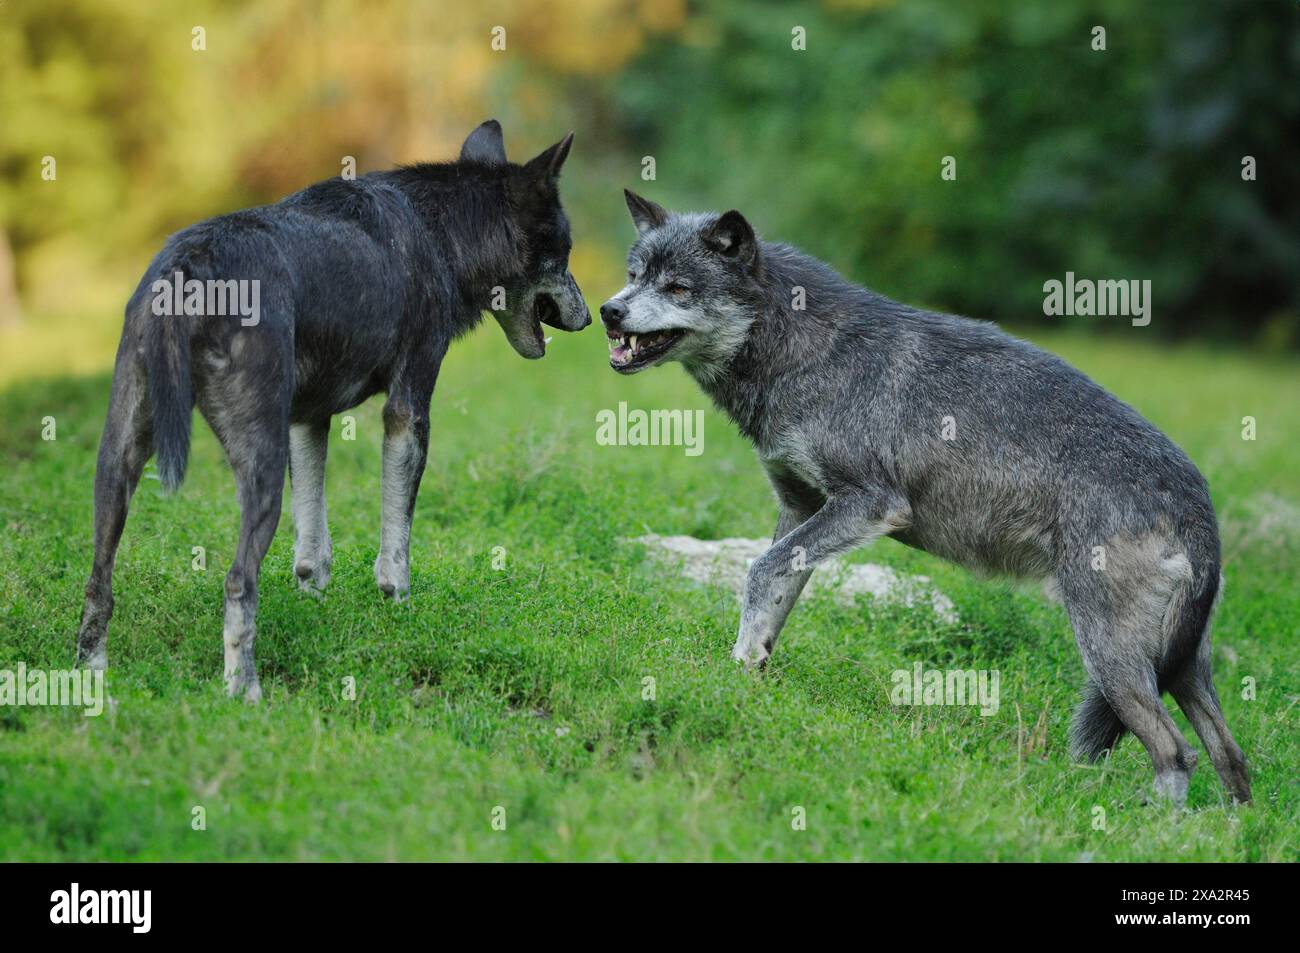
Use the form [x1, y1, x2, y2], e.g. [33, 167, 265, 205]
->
[1, 0, 1296, 347]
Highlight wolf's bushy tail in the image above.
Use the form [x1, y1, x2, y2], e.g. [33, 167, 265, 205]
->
[1157, 562, 1220, 692]
[1070, 681, 1127, 762]
[141, 295, 194, 493]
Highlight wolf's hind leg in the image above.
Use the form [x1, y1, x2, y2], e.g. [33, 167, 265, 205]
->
[374, 395, 430, 602]
[1104, 668, 1195, 805]
[202, 333, 291, 702]
[77, 353, 154, 669]
[1170, 645, 1251, 803]
[220, 421, 287, 702]
[1062, 567, 1198, 805]
[289, 421, 332, 593]
[733, 487, 910, 668]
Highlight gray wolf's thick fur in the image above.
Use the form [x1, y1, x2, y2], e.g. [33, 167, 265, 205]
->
[601, 190, 1249, 805]
[76, 121, 590, 701]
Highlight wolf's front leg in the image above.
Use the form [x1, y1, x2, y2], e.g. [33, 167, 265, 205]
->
[732, 505, 815, 667]
[289, 421, 332, 593]
[733, 489, 911, 668]
[375, 398, 430, 602]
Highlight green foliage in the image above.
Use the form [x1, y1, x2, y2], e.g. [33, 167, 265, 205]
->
[610, 0, 1299, 343]
[2, 1, 1294, 342]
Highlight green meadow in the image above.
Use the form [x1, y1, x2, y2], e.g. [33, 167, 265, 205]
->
[0, 313, 1295, 860]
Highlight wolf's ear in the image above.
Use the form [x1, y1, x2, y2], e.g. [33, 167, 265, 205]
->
[703, 210, 758, 270]
[521, 132, 574, 188]
[624, 189, 668, 235]
[461, 119, 507, 165]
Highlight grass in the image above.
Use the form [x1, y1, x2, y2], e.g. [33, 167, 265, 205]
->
[0, 311, 1296, 861]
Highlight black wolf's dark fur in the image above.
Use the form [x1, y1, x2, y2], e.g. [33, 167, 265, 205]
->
[78, 121, 588, 700]
[144, 153, 569, 489]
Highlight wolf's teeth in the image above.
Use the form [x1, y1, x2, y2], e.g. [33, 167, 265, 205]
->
[629, 334, 638, 353]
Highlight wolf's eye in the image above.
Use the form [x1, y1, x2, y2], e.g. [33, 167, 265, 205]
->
[665, 282, 691, 296]
[627, 270, 638, 283]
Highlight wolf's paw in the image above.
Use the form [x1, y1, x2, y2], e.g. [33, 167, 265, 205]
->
[223, 651, 262, 704]
[293, 537, 332, 595]
[294, 557, 332, 596]
[225, 672, 263, 704]
[76, 641, 108, 671]
[223, 652, 262, 704]
[223, 614, 261, 703]
[1152, 768, 1191, 807]
[730, 638, 770, 672]
[374, 556, 409, 603]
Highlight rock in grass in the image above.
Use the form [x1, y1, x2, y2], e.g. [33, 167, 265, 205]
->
[629, 534, 958, 624]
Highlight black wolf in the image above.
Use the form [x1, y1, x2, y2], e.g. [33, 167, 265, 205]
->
[76, 121, 590, 700]
[600, 190, 1249, 805]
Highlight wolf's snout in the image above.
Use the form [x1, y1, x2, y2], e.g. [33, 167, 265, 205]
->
[600, 299, 628, 328]
[566, 300, 592, 331]
[547, 274, 591, 330]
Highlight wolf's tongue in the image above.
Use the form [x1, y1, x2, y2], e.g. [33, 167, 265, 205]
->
[611, 343, 634, 365]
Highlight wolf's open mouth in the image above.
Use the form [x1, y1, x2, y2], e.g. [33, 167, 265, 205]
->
[608, 328, 685, 372]
[526, 293, 557, 354]
[534, 293, 563, 329]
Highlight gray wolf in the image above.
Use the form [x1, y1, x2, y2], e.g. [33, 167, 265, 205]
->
[76, 120, 590, 701]
[600, 189, 1249, 805]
